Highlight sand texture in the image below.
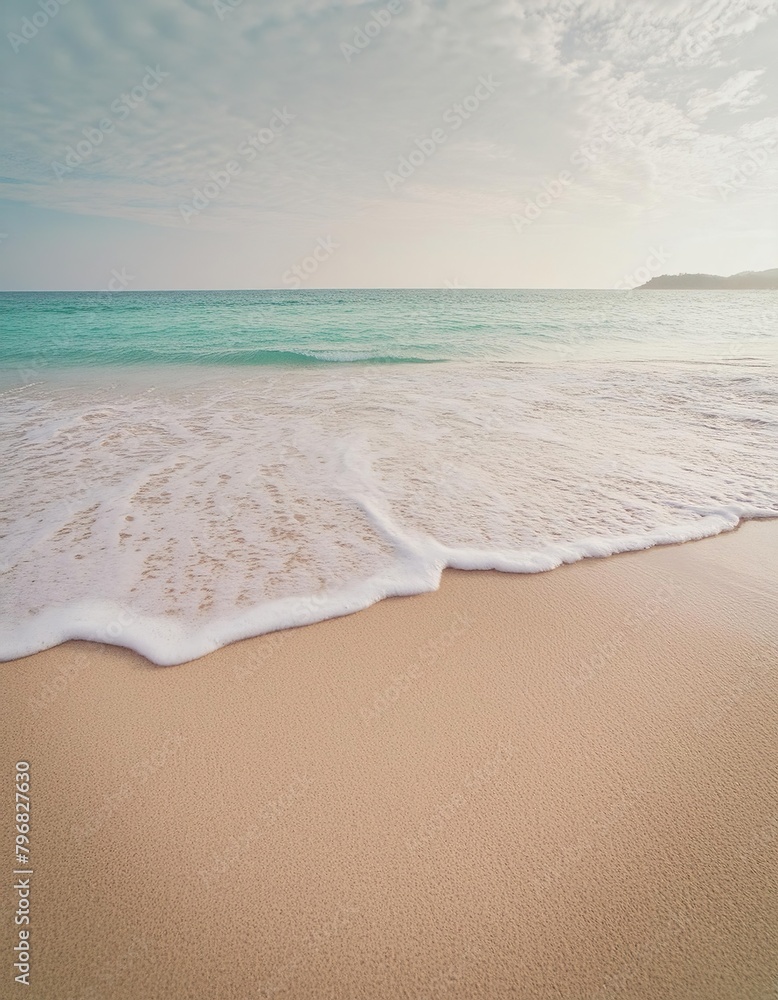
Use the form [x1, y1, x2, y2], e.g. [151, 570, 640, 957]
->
[2, 522, 777, 999]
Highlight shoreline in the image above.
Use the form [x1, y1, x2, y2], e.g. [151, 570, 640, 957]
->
[5, 512, 775, 667]
[3, 356, 776, 668]
[2, 522, 777, 998]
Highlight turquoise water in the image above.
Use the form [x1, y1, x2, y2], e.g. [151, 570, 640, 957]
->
[1, 289, 777, 664]
[1, 289, 777, 371]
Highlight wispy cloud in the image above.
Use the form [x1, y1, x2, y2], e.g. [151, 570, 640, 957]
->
[1, 0, 776, 286]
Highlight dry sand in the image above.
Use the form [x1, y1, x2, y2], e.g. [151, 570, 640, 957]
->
[2, 521, 777, 1000]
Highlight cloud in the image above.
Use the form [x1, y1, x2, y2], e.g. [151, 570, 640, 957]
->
[0, 0, 776, 287]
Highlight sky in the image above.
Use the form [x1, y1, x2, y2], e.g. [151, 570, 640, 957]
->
[1, 0, 777, 290]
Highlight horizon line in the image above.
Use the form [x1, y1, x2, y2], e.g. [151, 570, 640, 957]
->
[3, 284, 773, 294]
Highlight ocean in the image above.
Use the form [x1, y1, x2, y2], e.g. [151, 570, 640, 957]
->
[1, 289, 776, 664]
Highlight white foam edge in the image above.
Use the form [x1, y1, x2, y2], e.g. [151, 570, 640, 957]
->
[3, 505, 774, 666]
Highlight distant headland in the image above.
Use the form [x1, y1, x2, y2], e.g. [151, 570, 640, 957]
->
[637, 268, 778, 290]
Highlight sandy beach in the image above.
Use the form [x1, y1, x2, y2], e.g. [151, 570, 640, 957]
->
[2, 521, 777, 1000]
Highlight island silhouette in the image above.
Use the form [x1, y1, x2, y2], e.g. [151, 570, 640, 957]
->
[638, 268, 778, 289]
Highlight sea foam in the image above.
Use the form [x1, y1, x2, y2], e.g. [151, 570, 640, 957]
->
[1, 362, 776, 664]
